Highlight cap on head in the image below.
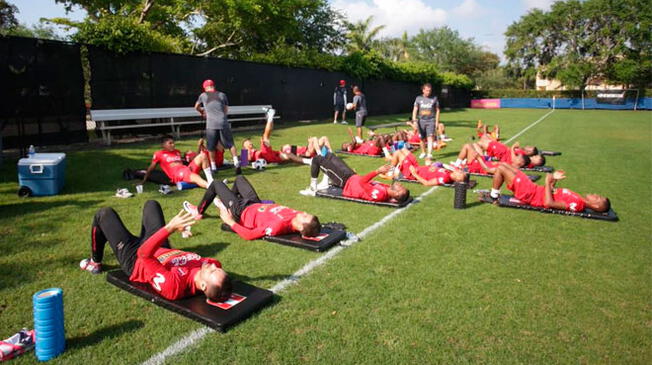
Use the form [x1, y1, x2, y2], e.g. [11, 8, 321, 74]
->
[339, 79, 346, 86]
[202, 79, 215, 91]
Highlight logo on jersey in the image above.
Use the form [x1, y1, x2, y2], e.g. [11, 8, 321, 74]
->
[152, 273, 165, 291]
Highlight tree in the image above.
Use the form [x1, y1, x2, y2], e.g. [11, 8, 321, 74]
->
[374, 31, 411, 62]
[505, 0, 652, 90]
[0, 0, 18, 30]
[345, 16, 385, 53]
[410, 26, 496, 76]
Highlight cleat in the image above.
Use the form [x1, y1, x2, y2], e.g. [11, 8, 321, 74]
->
[158, 185, 172, 195]
[79, 258, 102, 274]
[299, 187, 316, 197]
[183, 201, 203, 220]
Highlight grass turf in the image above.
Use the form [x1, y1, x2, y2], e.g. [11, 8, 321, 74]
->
[0, 108, 650, 364]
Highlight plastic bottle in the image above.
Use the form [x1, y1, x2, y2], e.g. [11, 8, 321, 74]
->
[28, 145, 35, 157]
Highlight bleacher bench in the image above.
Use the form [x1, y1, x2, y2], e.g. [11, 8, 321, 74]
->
[90, 105, 278, 145]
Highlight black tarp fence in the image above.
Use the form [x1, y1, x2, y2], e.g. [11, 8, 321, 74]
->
[89, 48, 470, 134]
[0, 36, 87, 149]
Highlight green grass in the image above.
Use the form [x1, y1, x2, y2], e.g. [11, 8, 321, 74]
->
[0, 108, 650, 364]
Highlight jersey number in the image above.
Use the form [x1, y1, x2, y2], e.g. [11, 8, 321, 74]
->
[152, 273, 165, 291]
[371, 190, 379, 200]
[569, 202, 578, 212]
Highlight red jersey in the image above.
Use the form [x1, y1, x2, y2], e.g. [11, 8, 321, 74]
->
[415, 166, 452, 185]
[552, 188, 585, 212]
[153, 149, 183, 178]
[130, 228, 222, 300]
[252, 140, 282, 163]
[231, 203, 299, 240]
[507, 171, 546, 207]
[501, 148, 526, 164]
[408, 133, 421, 144]
[350, 141, 381, 156]
[343, 171, 389, 202]
[486, 141, 509, 161]
[466, 159, 498, 174]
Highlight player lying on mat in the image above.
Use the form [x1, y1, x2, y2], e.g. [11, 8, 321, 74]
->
[80, 200, 231, 301]
[300, 153, 410, 203]
[183, 176, 321, 240]
[454, 142, 532, 171]
[476, 120, 500, 140]
[242, 114, 309, 165]
[486, 163, 610, 212]
[380, 149, 466, 186]
[341, 128, 392, 156]
[453, 138, 544, 169]
[141, 135, 213, 188]
[280, 136, 333, 158]
[470, 134, 545, 167]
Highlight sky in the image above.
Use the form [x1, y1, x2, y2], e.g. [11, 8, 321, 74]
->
[9, 0, 557, 58]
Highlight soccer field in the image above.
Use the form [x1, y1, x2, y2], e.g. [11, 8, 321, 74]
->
[1, 108, 650, 364]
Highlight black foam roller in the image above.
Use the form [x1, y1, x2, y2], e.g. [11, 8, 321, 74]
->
[453, 182, 467, 209]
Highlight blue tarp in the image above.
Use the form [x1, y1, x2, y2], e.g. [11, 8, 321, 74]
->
[500, 97, 652, 110]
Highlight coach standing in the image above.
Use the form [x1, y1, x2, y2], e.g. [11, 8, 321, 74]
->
[195, 79, 240, 173]
[412, 82, 440, 159]
[333, 79, 348, 124]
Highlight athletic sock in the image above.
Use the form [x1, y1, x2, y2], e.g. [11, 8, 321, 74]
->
[210, 162, 217, 170]
[233, 156, 239, 167]
[462, 159, 467, 165]
[310, 178, 318, 191]
[302, 158, 312, 166]
[382, 147, 390, 157]
[454, 158, 462, 166]
[490, 188, 500, 199]
[203, 168, 214, 184]
[427, 140, 433, 155]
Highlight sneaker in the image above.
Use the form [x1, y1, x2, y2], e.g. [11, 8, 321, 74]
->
[341, 120, 348, 125]
[158, 185, 172, 195]
[418, 152, 426, 159]
[0, 328, 35, 361]
[299, 187, 316, 197]
[426, 154, 433, 160]
[115, 188, 133, 198]
[333, 120, 338, 124]
[354, 136, 364, 144]
[183, 201, 203, 220]
[316, 179, 330, 191]
[79, 258, 102, 274]
[442, 136, 453, 142]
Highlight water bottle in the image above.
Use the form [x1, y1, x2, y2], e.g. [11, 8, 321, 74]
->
[28, 145, 35, 158]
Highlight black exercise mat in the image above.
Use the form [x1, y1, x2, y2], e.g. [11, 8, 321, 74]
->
[521, 166, 554, 172]
[315, 186, 413, 208]
[106, 270, 273, 332]
[470, 172, 541, 181]
[478, 193, 618, 222]
[220, 224, 346, 252]
[396, 178, 477, 189]
[337, 150, 383, 158]
[540, 150, 561, 156]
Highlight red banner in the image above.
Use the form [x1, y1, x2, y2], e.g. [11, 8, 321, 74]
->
[471, 99, 501, 109]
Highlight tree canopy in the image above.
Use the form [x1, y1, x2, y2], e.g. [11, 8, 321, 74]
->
[505, 0, 652, 89]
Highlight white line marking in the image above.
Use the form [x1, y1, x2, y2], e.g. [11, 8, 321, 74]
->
[141, 110, 553, 364]
[140, 186, 439, 365]
[504, 109, 555, 144]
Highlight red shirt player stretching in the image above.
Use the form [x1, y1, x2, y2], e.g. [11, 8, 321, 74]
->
[142, 135, 213, 188]
[80, 200, 231, 301]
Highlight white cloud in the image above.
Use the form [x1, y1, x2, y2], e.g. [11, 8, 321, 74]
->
[452, 0, 483, 18]
[332, 0, 447, 38]
[522, 0, 556, 10]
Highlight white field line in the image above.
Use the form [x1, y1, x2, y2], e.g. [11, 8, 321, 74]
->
[141, 186, 440, 365]
[504, 109, 555, 144]
[141, 110, 554, 365]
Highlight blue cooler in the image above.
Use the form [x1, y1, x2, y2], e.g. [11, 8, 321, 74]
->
[17, 153, 67, 197]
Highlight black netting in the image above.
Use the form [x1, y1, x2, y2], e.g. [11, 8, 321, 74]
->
[0, 36, 86, 149]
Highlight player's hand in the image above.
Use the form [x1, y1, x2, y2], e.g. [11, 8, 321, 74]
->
[377, 164, 391, 174]
[165, 210, 196, 233]
[552, 170, 566, 181]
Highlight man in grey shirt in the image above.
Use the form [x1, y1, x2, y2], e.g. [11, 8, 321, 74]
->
[195, 79, 240, 173]
[351, 85, 367, 141]
[412, 83, 440, 159]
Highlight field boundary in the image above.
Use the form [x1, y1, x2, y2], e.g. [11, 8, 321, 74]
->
[504, 109, 554, 144]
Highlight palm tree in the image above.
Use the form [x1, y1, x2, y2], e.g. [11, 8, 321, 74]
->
[345, 16, 385, 53]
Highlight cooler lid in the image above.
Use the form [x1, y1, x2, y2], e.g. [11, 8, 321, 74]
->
[18, 153, 66, 166]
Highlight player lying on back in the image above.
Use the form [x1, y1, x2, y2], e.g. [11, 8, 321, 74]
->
[341, 127, 387, 156]
[242, 115, 309, 165]
[486, 163, 610, 212]
[141, 135, 213, 188]
[280, 136, 333, 158]
[183, 176, 321, 240]
[452, 138, 544, 169]
[454, 142, 531, 173]
[300, 153, 410, 204]
[380, 149, 466, 186]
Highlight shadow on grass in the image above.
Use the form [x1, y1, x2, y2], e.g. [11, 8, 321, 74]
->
[463, 200, 486, 209]
[181, 242, 230, 258]
[228, 271, 291, 284]
[0, 199, 104, 220]
[0, 262, 38, 290]
[67, 320, 145, 350]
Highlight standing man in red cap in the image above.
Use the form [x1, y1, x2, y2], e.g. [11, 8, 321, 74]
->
[333, 80, 348, 124]
[195, 79, 241, 174]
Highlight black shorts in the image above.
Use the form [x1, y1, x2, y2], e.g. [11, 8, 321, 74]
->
[206, 126, 234, 150]
[418, 119, 435, 139]
[334, 102, 345, 112]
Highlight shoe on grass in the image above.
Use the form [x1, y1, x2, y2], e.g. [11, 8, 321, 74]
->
[79, 258, 102, 274]
[299, 187, 316, 197]
[115, 188, 133, 198]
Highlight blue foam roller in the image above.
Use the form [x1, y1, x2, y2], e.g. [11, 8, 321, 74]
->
[33, 288, 65, 361]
